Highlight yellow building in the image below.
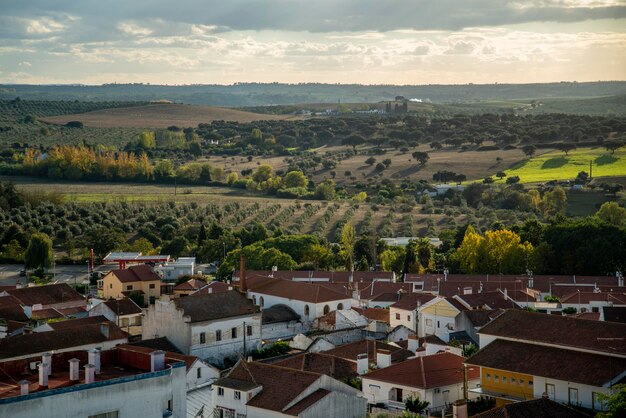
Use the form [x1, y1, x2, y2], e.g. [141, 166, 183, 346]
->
[478, 366, 535, 407]
[418, 297, 463, 342]
[98, 264, 162, 306]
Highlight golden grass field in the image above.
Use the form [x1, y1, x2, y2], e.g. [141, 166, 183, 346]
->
[41, 103, 301, 128]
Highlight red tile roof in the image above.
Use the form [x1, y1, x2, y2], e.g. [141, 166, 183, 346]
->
[235, 270, 394, 283]
[466, 339, 626, 387]
[190, 281, 231, 296]
[454, 291, 520, 310]
[322, 340, 413, 364]
[102, 298, 143, 316]
[222, 361, 321, 414]
[391, 293, 437, 311]
[352, 307, 390, 323]
[363, 352, 478, 389]
[250, 279, 350, 303]
[478, 309, 626, 355]
[107, 264, 161, 283]
[472, 398, 592, 418]
[116, 344, 197, 370]
[174, 290, 258, 322]
[174, 278, 207, 291]
[560, 292, 626, 305]
[7, 283, 85, 306]
[273, 352, 357, 381]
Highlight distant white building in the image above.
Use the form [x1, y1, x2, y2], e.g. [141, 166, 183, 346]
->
[381, 237, 442, 248]
[157, 257, 196, 282]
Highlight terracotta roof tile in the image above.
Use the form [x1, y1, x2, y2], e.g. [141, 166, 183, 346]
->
[190, 281, 231, 296]
[391, 293, 437, 311]
[7, 283, 84, 306]
[174, 290, 258, 322]
[225, 361, 321, 413]
[352, 307, 390, 323]
[274, 352, 357, 381]
[250, 279, 350, 304]
[102, 298, 143, 316]
[478, 309, 626, 355]
[472, 398, 591, 418]
[466, 339, 626, 387]
[363, 352, 477, 389]
[107, 264, 161, 283]
[454, 291, 520, 310]
[322, 340, 413, 364]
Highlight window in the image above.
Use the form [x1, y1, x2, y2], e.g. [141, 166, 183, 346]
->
[167, 399, 173, 412]
[197, 368, 202, 379]
[519, 379, 524, 385]
[109, 284, 113, 289]
[89, 413, 119, 418]
[437, 321, 440, 328]
[494, 375, 499, 382]
[569, 388, 579, 405]
[259, 296, 264, 307]
[246, 325, 253, 336]
[126, 285, 133, 290]
[337, 303, 344, 310]
[593, 392, 604, 410]
[218, 387, 224, 396]
[231, 327, 237, 339]
[200, 332, 206, 344]
[511, 378, 516, 383]
[592, 307, 599, 313]
[216, 330, 222, 341]
[234, 391, 241, 400]
[502, 376, 507, 383]
[396, 313, 401, 320]
[426, 319, 433, 327]
[528, 380, 533, 387]
[304, 305, 310, 318]
[407, 315, 411, 321]
[323, 305, 330, 315]
[546, 383, 555, 400]
[485, 373, 491, 380]
[149, 283, 155, 289]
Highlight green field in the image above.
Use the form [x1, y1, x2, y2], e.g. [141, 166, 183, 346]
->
[492, 147, 626, 184]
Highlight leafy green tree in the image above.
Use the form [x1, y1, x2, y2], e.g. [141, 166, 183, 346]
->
[411, 151, 429, 165]
[405, 395, 429, 414]
[85, 226, 126, 259]
[126, 238, 156, 255]
[24, 233, 54, 270]
[314, 180, 336, 200]
[161, 236, 190, 258]
[522, 145, 536, 158]
[556, 143, 576, 156]
[283, 171, 308, 189]
[596, 384, 626, 418]
[2, 239, 25, 262]
[252, 165, 273, 183]
[541, 186, 567, 215]
[339, 222, 356, 271]
[596, 202, 626, 227]
[604, 140, 625, 155]
[365, 157, 376, 166]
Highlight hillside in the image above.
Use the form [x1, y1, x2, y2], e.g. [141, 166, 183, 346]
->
[41, 103, 300, 128]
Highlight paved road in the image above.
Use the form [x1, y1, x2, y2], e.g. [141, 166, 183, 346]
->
[0, 264, 115, 287]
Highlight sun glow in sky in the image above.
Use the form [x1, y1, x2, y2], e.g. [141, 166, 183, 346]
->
[0, 0, 625, 84]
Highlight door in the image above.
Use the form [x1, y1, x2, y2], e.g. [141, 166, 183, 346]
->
[546, 383, 555, 400]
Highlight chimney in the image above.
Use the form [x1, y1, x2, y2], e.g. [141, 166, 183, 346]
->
[503, 288, 508, 299]
[150, 350, 165, 372]
[69, 358, 80, 382]
[19, 380, 29, 396]
[376, 349, 391, 369]
[453, 399, 468, 418]
[357, 353, 369, 375]
[247, 356, 253, 362]
[100, 322, 110, 339]
[38, 363, 48, 388]
[408, 335, 419, 353]
[88, 348, 101, 374]
[84, 364, 96, 384]
[42, 352, 52, 376]
[239, 255, 247, 292]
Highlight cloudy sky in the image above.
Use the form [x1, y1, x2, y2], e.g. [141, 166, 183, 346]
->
[1, 0, 625, 85]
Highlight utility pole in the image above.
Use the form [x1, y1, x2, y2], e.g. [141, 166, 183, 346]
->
[243, 320, 246, 358]
[463, 364, 468, 401]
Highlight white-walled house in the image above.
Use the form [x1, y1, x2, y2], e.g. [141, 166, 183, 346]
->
[157, 257, 196, 282]
[389, 293, 437, 334]
[88, 297, 143, 336]
[213, 360, 367, 418]
[417, 297, 464, 342]
[142, 291, 262, 367]
[361, 352, 479, 413]
[247, 279, 353, 323]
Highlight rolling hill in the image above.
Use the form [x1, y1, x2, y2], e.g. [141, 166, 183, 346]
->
[40, 103, 300, 128]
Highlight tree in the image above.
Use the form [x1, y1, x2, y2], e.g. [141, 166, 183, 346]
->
[604, 140, 625, 154]
[85, 226, 126, 259]
[339, 222, 356, 271]
[197, 224, 208, 246]
[596, 384, 626, 418]
[596, 202, 626, 227]
[283, 171, 308, 189]
[252, 165, 273, 183]
[405, 395, 430, 414]
[411, 151, 429, 165]
[541, 186, 567, 215]
[342, 135, 365, 151]
[126, 238, 156, 255]
[380, 247, 406, 274]
[2, 239, 25, 262]
[556, 143, 576, 156]
[226, 172, 239, 185]
[24, 233, 54, 270]
[382, 158, 392, 168]
[496, 171, 507, 180]
[522, 145, 536, 158]
[314, 180, 336, 200]
[505, 176, 520, 184]
[365, 157, 376, 166]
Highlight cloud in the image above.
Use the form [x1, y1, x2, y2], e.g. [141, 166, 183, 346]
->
[18, 61, 32, 67]
[117, 22, 153, 36]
